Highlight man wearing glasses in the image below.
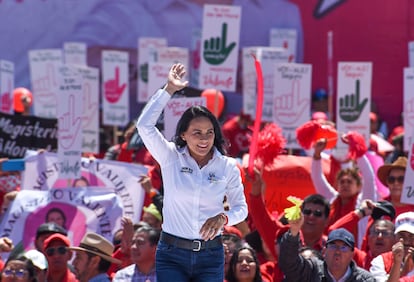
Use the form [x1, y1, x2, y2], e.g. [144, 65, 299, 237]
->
[370, 212, 414, 281]
[42, 233, 78, 282]
[279, 218, 375, 281]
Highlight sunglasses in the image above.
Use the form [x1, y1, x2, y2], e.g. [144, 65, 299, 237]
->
[45, 246, 68, 256]
[2, 268, 27, 279]
[326, 244, 351, 252]
[302, 209, 323, 218]
[369, 230, 394, 237]
[387, 175, 404, 184]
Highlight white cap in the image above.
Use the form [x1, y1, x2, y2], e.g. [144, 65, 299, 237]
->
[395, 212, 414, 234]
[24, 250, 48, 270]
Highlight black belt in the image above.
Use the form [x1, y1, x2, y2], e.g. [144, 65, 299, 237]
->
[160, 232, 222, 252]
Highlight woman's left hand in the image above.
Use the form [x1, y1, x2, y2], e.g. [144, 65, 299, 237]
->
[199, 213, 227, 241]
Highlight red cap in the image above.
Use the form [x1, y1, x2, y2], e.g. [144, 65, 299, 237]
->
[223, 226, 242, 239]
[370, 112, 378, 122]
[43, 233, 70, 250]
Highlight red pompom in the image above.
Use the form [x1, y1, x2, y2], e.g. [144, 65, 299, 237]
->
[345, 131, 368, 159]
[256, 123, 286, 166]
[314, 124, 338, 149]
[296, 121, 321, 149]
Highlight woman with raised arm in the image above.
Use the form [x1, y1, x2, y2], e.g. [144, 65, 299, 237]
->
[136, 63, 248, 282]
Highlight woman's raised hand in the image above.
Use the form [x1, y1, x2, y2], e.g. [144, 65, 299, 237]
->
[164, 63, 189, 95]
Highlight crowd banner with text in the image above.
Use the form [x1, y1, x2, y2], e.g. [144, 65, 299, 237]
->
[0, 188, 123, 254]
[21, 152, 147, 222]
[0, 112, 57, 158]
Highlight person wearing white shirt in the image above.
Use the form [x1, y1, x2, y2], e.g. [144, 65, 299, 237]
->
[136, 63, 247, 281]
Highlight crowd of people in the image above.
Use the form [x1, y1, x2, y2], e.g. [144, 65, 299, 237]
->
[0, 63, 412, 281]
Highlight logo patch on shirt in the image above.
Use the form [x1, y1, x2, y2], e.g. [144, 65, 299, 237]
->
[208, 172, 219, 183]
[180, 167, 193, 174]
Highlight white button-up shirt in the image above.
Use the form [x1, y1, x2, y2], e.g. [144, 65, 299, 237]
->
[137, 89, 248, 239]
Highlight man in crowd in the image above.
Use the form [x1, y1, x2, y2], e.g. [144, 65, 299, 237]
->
[113, 226, 160, 281]
[70, 232, 121, 282]
[280, 219, 375, 281]
[43, 233, 77, 282]
[370, 212, 414, 281]
[35, 223, 68, 253]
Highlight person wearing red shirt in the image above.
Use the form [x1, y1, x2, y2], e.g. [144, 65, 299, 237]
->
[247, 168, 331, 281]
[222, 112, 252, 158]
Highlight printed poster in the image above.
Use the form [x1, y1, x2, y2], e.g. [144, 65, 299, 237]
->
[102, 50, 129, 126]
[56, 65, 83, 179]
[242, 47, 289, 122]
[164, 97, 206, 141]
[29, 49, 63, 118]
[404, 67, 414, 150]
[199, 5, 241, 92]
[336, 62, 372, 149]
[77, 66, 100, 154]
[63, 42, 87, 66]
[0, 60, 14, 114]
[269, 28, 297, 63]
[137, 37, 167, 102]
[273, 63, 312, 149]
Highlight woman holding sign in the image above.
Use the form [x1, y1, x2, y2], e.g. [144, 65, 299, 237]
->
[136, 63, 247, 281]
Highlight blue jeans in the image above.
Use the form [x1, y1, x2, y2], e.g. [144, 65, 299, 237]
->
[156, 240, 224, 282]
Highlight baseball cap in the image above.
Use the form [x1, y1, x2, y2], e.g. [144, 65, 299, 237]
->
[24, 250, 48, 270]
[36, 223, 67, 239]
[395, 212, 414, 234]
[326, 228, 355, 249]
[371, 201, 396, 220]
[43, 233, 71, 250]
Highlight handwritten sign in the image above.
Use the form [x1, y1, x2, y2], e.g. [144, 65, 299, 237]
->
[164, 97, 206, 141]
[56, 65, 83, 179]
[198, 4, 241, 92]
[273, 63, 312, 149]
[29, 49, 63, 118]
[0, 60, 14, 114]
[242, 47, 289, 122]
[137, 37, 167, 102]
[102, 50, 129, 126]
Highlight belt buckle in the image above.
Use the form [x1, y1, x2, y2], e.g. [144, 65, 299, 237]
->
[192, 240, 202, 251]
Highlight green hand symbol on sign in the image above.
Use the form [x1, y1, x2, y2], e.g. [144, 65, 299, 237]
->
[139, 63, 148, 83]
[339, 80, 368, 122]
[203, 23, 236, 65]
